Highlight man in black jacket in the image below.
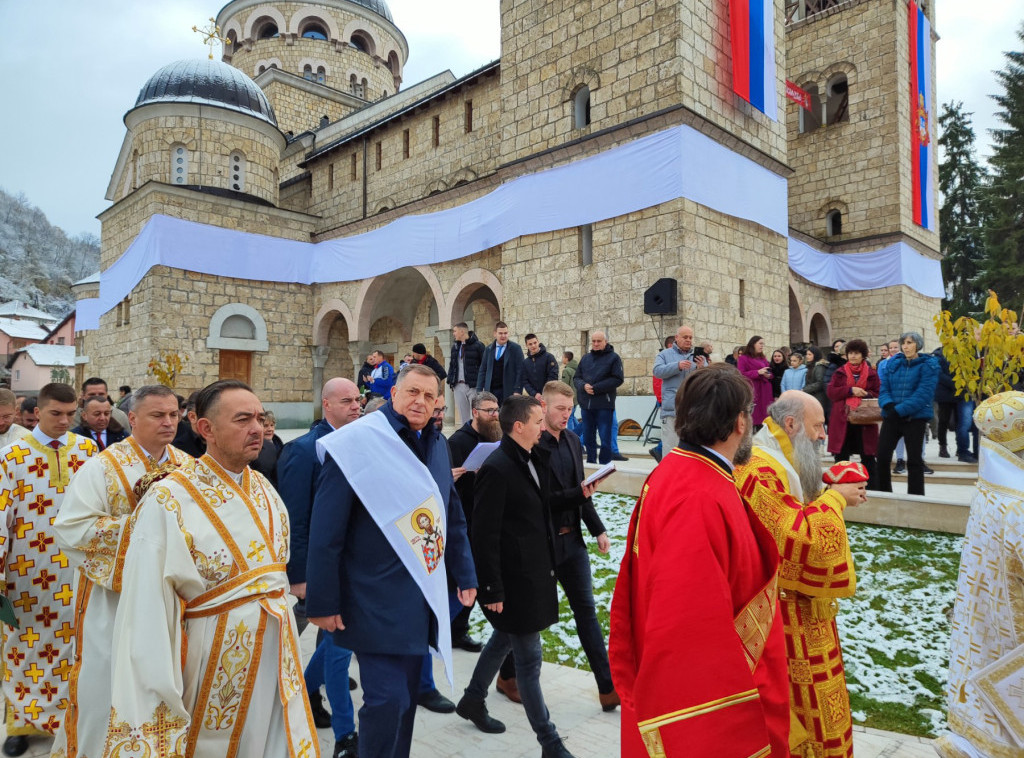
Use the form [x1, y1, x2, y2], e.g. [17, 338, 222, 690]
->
[476, 321, 524, 404]
[410, 343, 447, 382]
[71, 395, 129, 450]
[573, 331, 624, 464]
[522, 333, 559, 399]
[537, 380, 619, 712]
[448, 322, 485, 424]
[457, 395, 591, 758]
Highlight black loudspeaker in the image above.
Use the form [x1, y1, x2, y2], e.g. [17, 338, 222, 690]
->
[643, 278, 677, 315]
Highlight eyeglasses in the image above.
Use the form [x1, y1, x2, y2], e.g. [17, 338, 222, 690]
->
[432, 407, 447, 416]
[475, 407, 500, 415]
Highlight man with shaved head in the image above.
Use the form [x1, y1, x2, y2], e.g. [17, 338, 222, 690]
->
[277, 376, 363, 757]
[735, 391, 867, 758]
[653, 325, 709, 454]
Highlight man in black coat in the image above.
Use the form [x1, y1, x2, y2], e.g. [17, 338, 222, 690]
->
[448, 322, 485, 424]
[522, 333, 560, 399]
[476, 321, 524, 404]
[71, 395, 129, 450]
[573, 331, 624, 464]
[447, 391, 502, 652]
[456, 395, 590, 758]
[410, 343, 448, 382]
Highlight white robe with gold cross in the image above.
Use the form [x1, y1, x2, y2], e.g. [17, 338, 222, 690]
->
[101, 454, 318, 758]
[50, 437, 194, 758]
[0, 432, 97, 738]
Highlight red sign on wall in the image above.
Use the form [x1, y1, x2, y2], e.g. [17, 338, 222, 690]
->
[785, 80, 813, 111]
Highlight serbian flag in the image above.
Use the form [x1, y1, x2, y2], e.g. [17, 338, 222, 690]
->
[908, 1, 936, 230]
[730, 0, 778, 120]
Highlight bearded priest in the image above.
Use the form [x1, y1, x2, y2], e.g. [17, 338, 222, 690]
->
[101, 380, 318, 758]
[735, 391, 867, 758]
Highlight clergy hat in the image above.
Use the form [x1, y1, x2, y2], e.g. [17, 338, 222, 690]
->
[974, 391, 1024, 453]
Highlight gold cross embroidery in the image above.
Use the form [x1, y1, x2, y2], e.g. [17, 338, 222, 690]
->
[23, 662, 44, 683]
[140, 701, 188, 755]
[248, 580, 270, 594]
[53, 584, 74, 606]
[247, 540, 266, 563]
[23, 699, 43, 720]
[18, 627, 40, 648]
[192, 18, 230, 60]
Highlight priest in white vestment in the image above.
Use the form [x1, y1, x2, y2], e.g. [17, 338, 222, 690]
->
[937, 391, 1024, 758]
[101, 380, 318, 758]
[50, 385, 193, 758]
[0, 383, 96, 758]
[0, 389, 29, 449]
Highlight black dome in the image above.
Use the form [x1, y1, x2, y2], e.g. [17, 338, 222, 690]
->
[131, 59, 277, 127]
[348, 0, 393, 23]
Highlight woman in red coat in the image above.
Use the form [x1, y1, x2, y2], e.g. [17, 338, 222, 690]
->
[826, 338, 880, 489]
[737, 335, 773, 429]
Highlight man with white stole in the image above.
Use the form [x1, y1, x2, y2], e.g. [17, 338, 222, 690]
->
[101, 380, 318, 758]
[306, 364, 477, 758]
[936, 391, 1024, 758]
[0, 383, 97, 758]
[50, 384, 193, 758]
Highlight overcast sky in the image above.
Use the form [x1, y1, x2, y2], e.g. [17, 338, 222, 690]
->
[0, 1, 1017, 238]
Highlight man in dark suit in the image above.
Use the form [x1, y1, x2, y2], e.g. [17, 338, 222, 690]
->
[71, 395, 129, 450]
[537, 380, 620, 712]
[277, 377, 362, 757]
[448, 322, 485, 425]
[456, 394, 592, 758]
[476, 321, 524, 404]
[305, 365, 477, 758]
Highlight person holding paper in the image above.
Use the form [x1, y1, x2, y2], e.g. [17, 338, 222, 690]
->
[936, 391, 1024, 758]
[448, 391, 502, 652]
[305, 364, 477, 758]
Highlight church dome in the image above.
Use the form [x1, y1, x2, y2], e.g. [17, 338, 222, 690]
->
[347, 0, 393, 23]
[130, 59, 278, 127]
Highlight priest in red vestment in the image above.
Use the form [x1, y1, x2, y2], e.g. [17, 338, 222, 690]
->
[610, 363, 791, 757]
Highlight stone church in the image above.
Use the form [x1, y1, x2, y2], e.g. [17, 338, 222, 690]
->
[75, 0, 942, 424]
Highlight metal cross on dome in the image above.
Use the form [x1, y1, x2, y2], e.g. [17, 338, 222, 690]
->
[192, 17, 231, 60]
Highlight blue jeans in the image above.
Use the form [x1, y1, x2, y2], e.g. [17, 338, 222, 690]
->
[304, 637, 355, 739]
[955, 399, 978, 458]
[581, 408, 614, 464]
[465, 629, 560, 749]
[555, 539, 613, 693]
[567, 405, 581, 435]
[356, 653, 422, 758]
[610, 411, 620, 454]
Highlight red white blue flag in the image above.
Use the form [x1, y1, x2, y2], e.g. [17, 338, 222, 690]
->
[908, 1, 935, 231]
[730, 0, 778, 120]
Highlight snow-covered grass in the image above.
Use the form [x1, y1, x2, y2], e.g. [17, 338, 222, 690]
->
[470, 492, 962, 738]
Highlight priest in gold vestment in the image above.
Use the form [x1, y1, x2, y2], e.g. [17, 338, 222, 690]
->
[936, 391, 1024, 758]
[735, 391, 866, 758]
[0, 383, 96, 757]
[51, 385, 193, 758]
[101, 380, 318, 758]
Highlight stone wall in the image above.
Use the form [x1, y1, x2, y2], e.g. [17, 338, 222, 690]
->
[261, 77, 357, 137]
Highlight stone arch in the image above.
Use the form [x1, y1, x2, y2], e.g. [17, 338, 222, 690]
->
[288, 6, 340, 39]
[819, 198, 849, 238]
[299, 58, 332, 77]
[254, 58, 283, 76]
[313, 299, 355, 384]
[313, 298, 355, 345]
[426, 179, 447, 196]
[560, 66, 601, 103]
[446, 268, 503, 330]
[243, 6, 287, 41]
[206, 302, 269, 351]
[788, 285, 805, 344]
[808, 310, 832, 348]
[447, 167, 478, 188]
[352, 266, 446, 342]
[222, 21, 242, 59]
[342, 20, 377, 56]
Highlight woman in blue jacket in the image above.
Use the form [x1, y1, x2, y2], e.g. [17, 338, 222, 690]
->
[876, 332, 940, 495]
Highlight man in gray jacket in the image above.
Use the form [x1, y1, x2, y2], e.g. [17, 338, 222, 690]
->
[652, 325, 708, 453]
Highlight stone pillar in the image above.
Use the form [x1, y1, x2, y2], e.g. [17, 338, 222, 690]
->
[311, 345, 330, 421]
[432, 329, 455, 425]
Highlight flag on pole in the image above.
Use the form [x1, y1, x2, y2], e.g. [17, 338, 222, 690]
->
[908, 1, 936, 231]
[786, 80, 813, 111]
[730, 0, 778, 120]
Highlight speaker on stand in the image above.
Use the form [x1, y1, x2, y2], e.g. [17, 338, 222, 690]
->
[641, 278, 679, 445]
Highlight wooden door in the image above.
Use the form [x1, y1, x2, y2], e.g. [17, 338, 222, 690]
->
[219, 350, 252, 384]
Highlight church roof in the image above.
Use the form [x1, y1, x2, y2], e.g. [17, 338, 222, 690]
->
[348, 0, 394, 23]
[130, 59, 278, 127]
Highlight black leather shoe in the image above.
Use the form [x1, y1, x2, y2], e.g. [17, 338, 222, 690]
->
[958, 453, 978, 464]
[309, 690, 332, 729]
[453, 633, 483, 652]
[418, 688, 456, 713]
[333, 731, 358, 758]
[542, 740, 577, 758]
[456, 694, 506, 733]
[610, 453, 628, 461]
[2, 737, 28, 757]
[923, 464, 935, 475]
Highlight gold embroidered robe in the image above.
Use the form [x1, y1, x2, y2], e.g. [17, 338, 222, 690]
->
[936, 437, 1024, 758]
[50, 437, 193, 758]
[101, 454, 318, 758]
[0, 432, 97, 738]
[736, 420, 856, 758]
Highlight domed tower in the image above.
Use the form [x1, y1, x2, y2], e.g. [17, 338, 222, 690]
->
[216, 0, 408, 133]
[111, 59, 285, 211]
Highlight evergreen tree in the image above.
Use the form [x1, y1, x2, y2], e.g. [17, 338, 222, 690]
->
[981, 24, 1024, 314]
[938, 101, 986, 319]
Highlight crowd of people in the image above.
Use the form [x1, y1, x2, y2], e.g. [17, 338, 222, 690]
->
[0, 317, 1017, 758]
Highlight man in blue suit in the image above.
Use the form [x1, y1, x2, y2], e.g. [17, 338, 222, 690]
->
[278, 377, 363, 758]
[306, 365, 478, 758]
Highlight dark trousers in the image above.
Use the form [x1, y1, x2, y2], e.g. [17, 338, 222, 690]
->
[833, 424, 877, 491]
[554, 537, 614, 693]
[356, 653, 422, 758]
[935, 401, 957, 450]
[876, 417, 928, 495]
[581, 407, 614, 464]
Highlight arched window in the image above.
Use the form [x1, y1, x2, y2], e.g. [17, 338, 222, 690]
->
[387, 52, 400, 76]
[230, 151, 246, 192]
[826, 209, 842, 236]
[798, 82, 821, 134]
[225, 30, 238, 56]
[207, 303, 269, 352]
[826, 74, 849, 125]
[221, 314, 256, 339]
[257, 64, 266, 74]
[316, 66, 326, 84]
[301, 23, 328, 40]
[574, 85, 591, 128]
[256, 21, 279, 39]
[350, 33, 371, 53]
[303, 64, 314, 80]
[170, 143, 188, 185]
[361, 78, 369, 99]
